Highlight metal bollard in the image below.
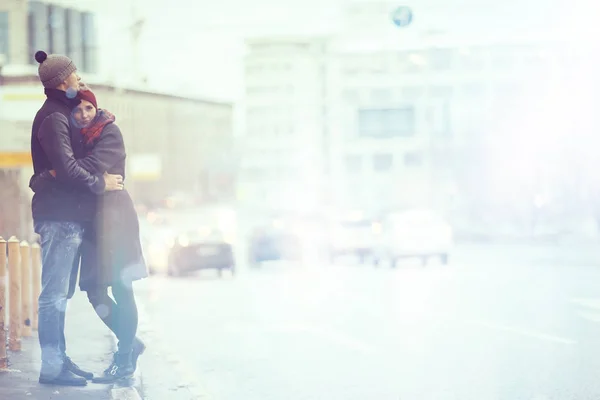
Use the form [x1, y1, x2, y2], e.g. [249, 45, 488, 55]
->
[20, 241, 32, 338]
[8, 236, 21, 351]
[0, 237, 7, 368]
[31, 243, 41, 331]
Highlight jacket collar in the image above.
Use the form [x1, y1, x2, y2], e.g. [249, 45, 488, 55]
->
[44, 88, 81, 109]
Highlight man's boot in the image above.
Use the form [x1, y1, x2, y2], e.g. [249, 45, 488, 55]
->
[39, 364, 88, 386]
[64, 355, 94, 379]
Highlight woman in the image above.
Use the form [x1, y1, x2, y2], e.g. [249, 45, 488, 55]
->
[31, 87, 148, 383]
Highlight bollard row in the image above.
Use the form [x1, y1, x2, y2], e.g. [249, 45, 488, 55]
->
[0, 236, 42, 370]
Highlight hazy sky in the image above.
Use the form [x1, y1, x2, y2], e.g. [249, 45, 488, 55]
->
[88, 0, 595, 101]
[135, 0, 344, 100]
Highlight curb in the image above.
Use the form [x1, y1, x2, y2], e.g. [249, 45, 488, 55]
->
[111, 386, 142, 400]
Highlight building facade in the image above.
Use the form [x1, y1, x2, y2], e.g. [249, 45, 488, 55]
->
[240, 1, 597, 231]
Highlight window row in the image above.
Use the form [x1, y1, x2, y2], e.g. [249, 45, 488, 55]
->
[345, 152, 423, 173]
[340, 46, 556, 76]
[28, 1, 98, 72]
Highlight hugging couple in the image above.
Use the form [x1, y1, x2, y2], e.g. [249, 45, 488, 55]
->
[29, 50, 148, 386]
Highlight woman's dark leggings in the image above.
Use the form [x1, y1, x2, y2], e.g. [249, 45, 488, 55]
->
[87, 282, 138, 354]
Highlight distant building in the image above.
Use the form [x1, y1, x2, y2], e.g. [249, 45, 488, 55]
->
[239, 0, 595, 219]
[238, 37, 328, 213]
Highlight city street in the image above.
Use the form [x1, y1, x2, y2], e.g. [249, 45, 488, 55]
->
[135, 243, 600, 400]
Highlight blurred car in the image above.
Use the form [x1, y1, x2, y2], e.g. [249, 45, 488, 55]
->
[167, 227, 235, 277]
[328, 212, 380, 264]
[374, 209, 453, 266]
[248, 217, 303, 266]
[140, 207, 237, 277]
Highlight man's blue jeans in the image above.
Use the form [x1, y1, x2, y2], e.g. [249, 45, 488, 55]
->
[34, 221, 83, 378]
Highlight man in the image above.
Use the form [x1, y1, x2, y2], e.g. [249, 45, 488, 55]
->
[30, 50, 123, 386]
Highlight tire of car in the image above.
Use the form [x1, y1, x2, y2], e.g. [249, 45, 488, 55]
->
[329, 252, 336, 265]
[167, 254, 180, 277]
[358, 252, 366, 264]
[248, 254, 260, 268]
[440, 253, 449, 265]
[167, 264, 179, 277]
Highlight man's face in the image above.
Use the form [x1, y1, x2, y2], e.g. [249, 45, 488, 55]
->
[64, 72, 81, 92]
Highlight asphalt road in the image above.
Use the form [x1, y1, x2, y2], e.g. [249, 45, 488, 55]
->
[134, 243, 600, 400]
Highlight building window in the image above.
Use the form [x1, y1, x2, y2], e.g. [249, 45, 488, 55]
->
[343, 88, 360, 103]
[427, 101, 451, 137]
[373, 153, 393, 172]
[429, 48, 454, 70]
[49, 5, 67, 54]
[29, 1, 50, 64]
[370, 58, 388, 74]
[344, 155, 362, 174]
[358, 108, 415, 138]
[401, 86, 424, 100]
[490, 46, 515, 70]
[242, 167, 267, 181]
[404, 152, 422, 166]
[520, 46, 548, 69]
[429, 86, 453, 99]
[343, 67, 360, 76]
[399, 52, 426, 73]
[461, 84, 486, 99]
[457, 48, 486, 70]
[370, 89, 392, 103]
[81, 12, 97, 73]
[0, 12, 8, 63]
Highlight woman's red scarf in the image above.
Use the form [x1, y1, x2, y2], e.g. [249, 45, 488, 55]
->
[81, 110, 116, 146]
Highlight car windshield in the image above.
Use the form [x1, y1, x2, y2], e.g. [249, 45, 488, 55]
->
[339, 220, 373, 229]
[184, 228, 224, 242]
[388, 210, 443, 225]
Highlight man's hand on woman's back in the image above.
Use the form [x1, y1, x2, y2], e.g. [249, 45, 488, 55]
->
[103, 171, 123, 191]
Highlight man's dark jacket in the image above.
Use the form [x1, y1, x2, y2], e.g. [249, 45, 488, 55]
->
[30, 88, 105, 222]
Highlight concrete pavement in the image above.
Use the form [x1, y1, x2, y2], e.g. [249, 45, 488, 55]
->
[133, 243, 600, 400]
[0, 294, 115, 400]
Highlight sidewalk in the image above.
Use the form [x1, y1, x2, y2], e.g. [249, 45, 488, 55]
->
[0, 294, 115, 399]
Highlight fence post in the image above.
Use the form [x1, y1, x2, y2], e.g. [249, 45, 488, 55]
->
[20, 241, 32, 338]
[8, 236, 21, 351]
[31, 243, 41, 331]
[0, 237, 7, 369]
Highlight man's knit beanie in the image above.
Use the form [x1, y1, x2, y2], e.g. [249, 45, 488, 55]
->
[35, 50, 77, 89]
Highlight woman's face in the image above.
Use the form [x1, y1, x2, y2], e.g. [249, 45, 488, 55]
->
[72, 99, 97, 128]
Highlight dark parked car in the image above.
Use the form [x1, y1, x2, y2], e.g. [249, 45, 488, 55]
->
[167, 228, 235, 277]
